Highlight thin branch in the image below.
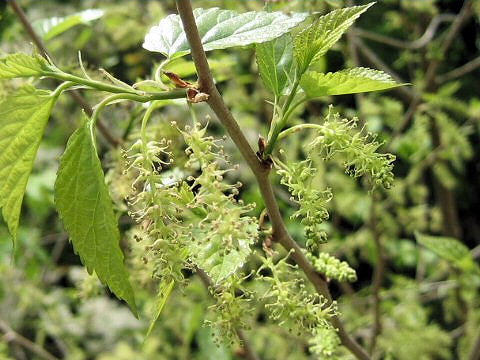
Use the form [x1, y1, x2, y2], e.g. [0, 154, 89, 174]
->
[8, 0, 122, 147]
[437, 56, 480, 83]
[424, 0, 473, 90]
[368, 199, 386, 354]
[450, 326, 465, 340]
[0, 318, 59, 360]
[342, 280, 458, 309]
[235, 328, 260, 360]
[353, 13, 456, 50]
[175, 1, 370, 359]
[385, 98, 422, 150]
[353, 36, 416, 103]
[472, 245, 480, 260]
[469, 331, 480, 360]
[349, 14, 385, 345]
[422, 1, 474, 241]
[386, 0, 473, 149]
[196, 269, 260, 360]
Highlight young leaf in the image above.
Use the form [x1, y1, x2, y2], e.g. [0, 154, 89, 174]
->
[55, 116, 137, 315]
[33, 9, 105, 41]
[415, 232, 479, 274]
[0, 53, 50, 79]
[294, 4, 373, 75]
[256, 34, 294, 97]
[0, 86, 56, 240]
[300, 67, 404, 97]
[190, 217, 257, 285]
[143, 7, 308, 59]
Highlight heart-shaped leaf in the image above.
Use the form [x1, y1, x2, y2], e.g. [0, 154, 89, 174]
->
[143, 7, 308, 59]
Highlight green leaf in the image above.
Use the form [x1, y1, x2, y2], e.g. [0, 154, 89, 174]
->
[146, 279, 175, 337]
[294, 4, 373, 75]
[415, 232, 479, 274]
[55, 116, 137, 315]
[189, 209, 257, 285]
[33, 9, 105, 41]
[0, 53, 50, 79]
[256, 34, 294, 97]
[143, 7, 308, 59]
[0, 86, 56, 240]
[301, 67, 404, 97]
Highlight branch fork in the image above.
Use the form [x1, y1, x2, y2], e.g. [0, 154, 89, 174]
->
[163, 70, 209, 103]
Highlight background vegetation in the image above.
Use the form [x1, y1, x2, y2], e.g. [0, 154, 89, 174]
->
[0, 0, 479, 359]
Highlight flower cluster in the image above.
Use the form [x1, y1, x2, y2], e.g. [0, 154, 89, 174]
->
[124, 135, 188, 285]
[307, 107, 395, 189]
[277, 159, 332, 248]
[308, 327, 341, 358]
[308, 252, 357, 283]
[122, 117, 259, 287]
[178, 121, 258, 285]
[205, 274, 254, 343]
[120, 117, 259, 341]
[257, 253, 337, 336]
[277, 108, 395, 249]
